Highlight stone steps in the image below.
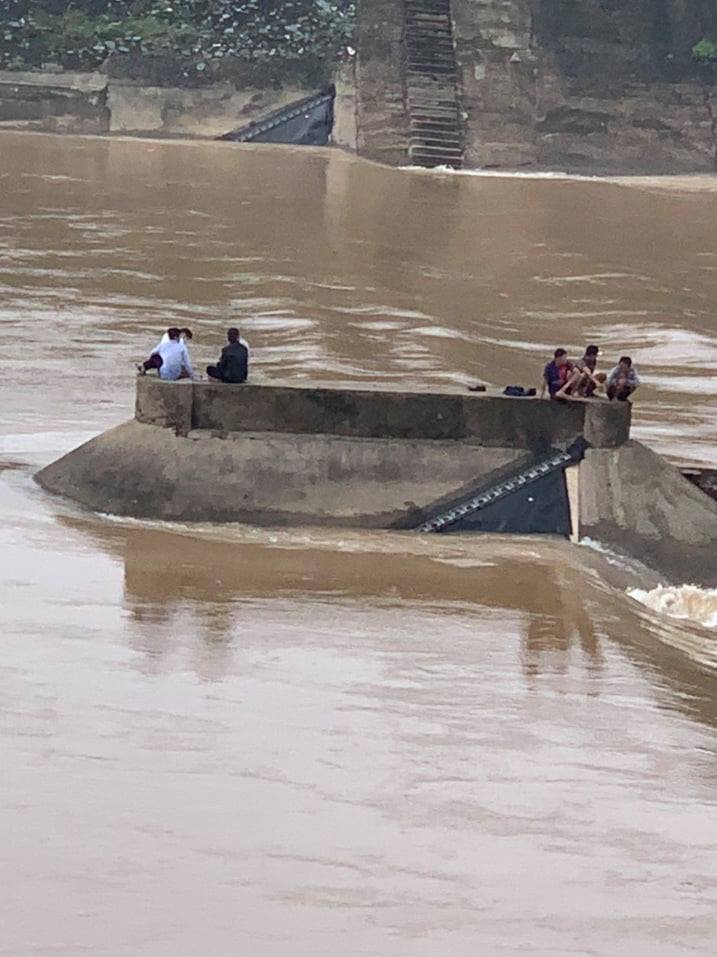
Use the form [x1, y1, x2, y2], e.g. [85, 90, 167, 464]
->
[403, 0, 463, 169]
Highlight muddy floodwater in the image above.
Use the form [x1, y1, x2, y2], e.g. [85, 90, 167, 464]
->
[1, 132, 716, 956]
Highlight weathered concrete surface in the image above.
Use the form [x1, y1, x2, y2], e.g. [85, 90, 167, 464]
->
[580, 442, 717, 586]
[135, 378, 193, 433]
[35, 379, 716, 586]
[0, 69, 340, 140]
[0, 70, 109, 134]
[451, 0, 717, 173]
[355, 0, 410, 166]
[332, 60, 358, 152]
[352, 0, 716, 173]
[35, 419, 528, 526]
[107, 83, 314, 138]
[134, 377, 631, 451]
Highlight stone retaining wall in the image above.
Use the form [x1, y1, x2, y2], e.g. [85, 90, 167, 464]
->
[0, 70, 109, 134]
[354, 0, 410, 165]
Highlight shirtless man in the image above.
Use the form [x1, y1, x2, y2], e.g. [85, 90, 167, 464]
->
[556, 345, 606, 400]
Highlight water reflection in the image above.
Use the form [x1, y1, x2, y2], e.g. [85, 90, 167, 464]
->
[521, 567, 603, 682]
[54, 514, 717, 730]
[3, 132, 717, 955]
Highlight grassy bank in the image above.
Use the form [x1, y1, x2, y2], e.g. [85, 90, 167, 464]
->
[0, 1, 355, 84]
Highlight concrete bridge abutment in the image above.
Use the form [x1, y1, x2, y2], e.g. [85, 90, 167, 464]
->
[35, 378, 717, 585]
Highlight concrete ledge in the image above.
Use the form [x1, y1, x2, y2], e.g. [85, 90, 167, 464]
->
[134, 377, 631, 451]
[0, 70, 106, 92]
[135, 377, 193, 433]
[0, 70, 320, 138]
[579, 441, 717, 586]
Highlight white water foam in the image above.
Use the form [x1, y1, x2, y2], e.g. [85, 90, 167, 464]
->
[579, 536, 635, 570]
[403, 165, 717, 192]
[403, 164, 599, 182]
[629, 585, 717, 630]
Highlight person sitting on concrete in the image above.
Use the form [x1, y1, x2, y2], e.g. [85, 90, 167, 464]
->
[139, 327, 194, 380]
[139, 352, 163, 375]
[206, 327, 249, 384]
[607, 356, 640, 401]
[541, 348, 574, 399]
[571, 344, 607, 398]
[237, 329, 251, 356]
[554, 345, 609, 401]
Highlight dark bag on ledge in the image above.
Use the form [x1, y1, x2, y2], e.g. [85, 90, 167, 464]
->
[503, 386, 537, 398]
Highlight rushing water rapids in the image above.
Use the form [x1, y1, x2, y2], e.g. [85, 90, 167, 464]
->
[1, 132, 716, 955]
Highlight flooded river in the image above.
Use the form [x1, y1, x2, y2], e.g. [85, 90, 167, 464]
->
[1, 132, 716, 955]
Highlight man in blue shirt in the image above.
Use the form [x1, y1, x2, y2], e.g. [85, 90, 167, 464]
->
[541, 348, 574, 399]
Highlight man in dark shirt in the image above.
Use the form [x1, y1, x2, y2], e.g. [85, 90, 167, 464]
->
[207, 328, 249, 384]
[541, 348, 573, 399]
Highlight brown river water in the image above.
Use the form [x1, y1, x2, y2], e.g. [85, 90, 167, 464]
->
[1, 132, 716, 955]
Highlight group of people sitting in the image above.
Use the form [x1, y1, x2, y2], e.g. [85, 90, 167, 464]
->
[541, 345, 641, 402]
[138, 329, 640, 403]
[138, 326, 250, 384]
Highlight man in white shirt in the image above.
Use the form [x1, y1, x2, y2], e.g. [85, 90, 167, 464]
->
[139, 327, 193, 380]
[159, 325, 250, 356]
[160, 326, 192, 346]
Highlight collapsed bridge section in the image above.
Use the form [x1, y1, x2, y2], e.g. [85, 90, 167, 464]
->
[37, 378, 626, 530]
[34, 378, 717, 584]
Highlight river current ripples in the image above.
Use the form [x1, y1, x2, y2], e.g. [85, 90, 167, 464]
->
[0, 132, 716, 956]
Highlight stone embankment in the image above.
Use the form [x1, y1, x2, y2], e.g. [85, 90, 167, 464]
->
[2, 0, 715, 174]
[35, 379, 717, 585]
[355, 0, 717, 173]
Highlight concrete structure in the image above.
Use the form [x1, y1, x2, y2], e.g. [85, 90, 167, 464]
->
[579, 444, 717, 587]
[133, 378, 629, 449]
[355, 0, 410, 166]
[1, 2, 715, 173]
[35, 378, 717, 584]
[3, 1, 714, 173]
[0, 69, 317, 139]
[0, 70, 109, 134]
[355, 0, 717, 173]
[0, 69, 358, 147]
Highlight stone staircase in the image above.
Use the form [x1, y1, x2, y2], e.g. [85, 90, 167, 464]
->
[403, 0, 463, 168]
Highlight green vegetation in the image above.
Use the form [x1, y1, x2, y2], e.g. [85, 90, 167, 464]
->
[692, 37, 717, 65]
[0, 1, 355, 74]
